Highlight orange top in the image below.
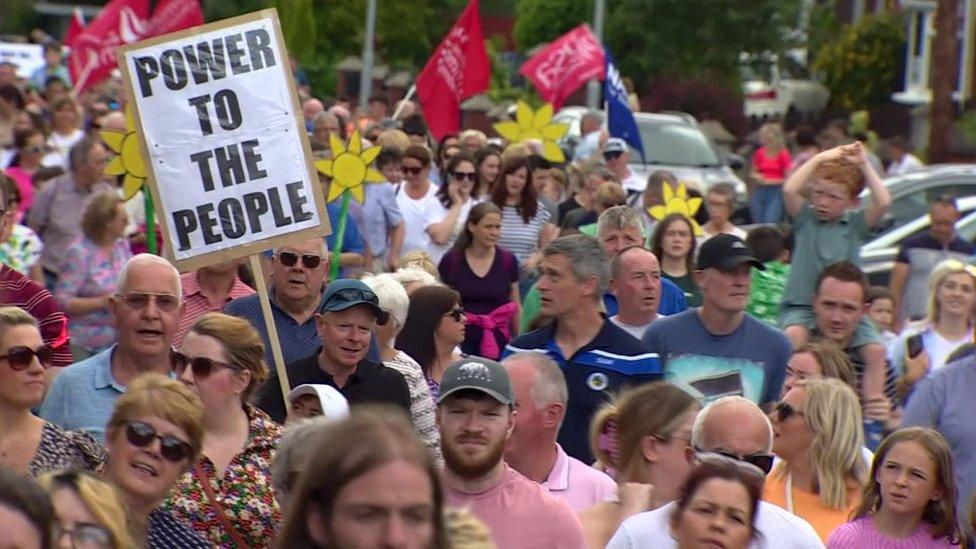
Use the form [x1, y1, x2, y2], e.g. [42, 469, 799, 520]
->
[762, 472, 860, 541]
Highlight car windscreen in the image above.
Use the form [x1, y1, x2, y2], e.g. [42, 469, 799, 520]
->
[632, 120, 721, 167]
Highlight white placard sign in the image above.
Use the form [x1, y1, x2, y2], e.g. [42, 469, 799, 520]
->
[0, 43, 44, 79]
[118, 10, 327, 270]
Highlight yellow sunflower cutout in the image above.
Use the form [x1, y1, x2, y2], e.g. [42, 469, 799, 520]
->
[101, 107, 147, 200]
[493, 101, 569, 163]
[314, 130, 384, 203]
[648, 182, 703, 236]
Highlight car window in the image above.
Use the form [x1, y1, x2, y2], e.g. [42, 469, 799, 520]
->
[884, 182, 976, 233]
[957, 211, 976, 242]
[634, 121, 721, 167]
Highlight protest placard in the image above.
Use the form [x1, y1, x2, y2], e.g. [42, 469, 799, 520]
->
[0, 43, 44, 79]
[117, 9, 328, 272]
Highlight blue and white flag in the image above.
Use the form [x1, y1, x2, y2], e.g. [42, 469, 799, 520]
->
[603, 48, 645, 162]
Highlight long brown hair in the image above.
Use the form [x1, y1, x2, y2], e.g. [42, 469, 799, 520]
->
[490, 155, 537, 223]
[395, 285, 461, 375]
[650, 213, 696, 275]
[276, 406, 448, 548]
[851, 427, 960, 543]
[454, 201, 502, 251]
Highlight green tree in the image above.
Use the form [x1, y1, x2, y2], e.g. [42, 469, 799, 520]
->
[813, 12, 904, 110]
[513, 0, 592, 52]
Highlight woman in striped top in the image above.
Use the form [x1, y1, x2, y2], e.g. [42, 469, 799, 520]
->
[490, 155, 556, 295]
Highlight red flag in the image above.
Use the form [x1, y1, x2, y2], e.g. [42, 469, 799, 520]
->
[415, 0, 490, 141]
[69, 0, 203, 94]
[520, 25, 605, 110]
[63, 8, 86, 48]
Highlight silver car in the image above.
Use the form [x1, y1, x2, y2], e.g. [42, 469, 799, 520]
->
[553, 106, 747, 199]
[863, 164, 976, 235]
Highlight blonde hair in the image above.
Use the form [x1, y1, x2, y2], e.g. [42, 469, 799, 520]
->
[589, 382, 699, 483]
[775, 378, 866, 509]
[459, 129, 487, 149]
[759, 122, 785, 153]
[81, 190, 123, 242]
[106, 374, 205, 461]
[594, 181, 626, 210]
[444, 508, 495, 548]
[399, 250, 439, 278]
[794, 341, 857, 391]
[188, 312, 269, 402]
[37, 471, 136, 549]
[375, 129, 411, 153]
[0, 306, 37, 330]
[925, 259, 976, 325]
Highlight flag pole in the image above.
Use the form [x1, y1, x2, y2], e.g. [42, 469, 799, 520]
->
[392, 85, 416, 120]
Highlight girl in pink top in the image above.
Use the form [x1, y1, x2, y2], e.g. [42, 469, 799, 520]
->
[3, 128, 44, 218]
[750, 122, 792, 224]
[827, 427, 961, 548]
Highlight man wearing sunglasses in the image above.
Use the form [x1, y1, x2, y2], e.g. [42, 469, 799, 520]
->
[40, 254, 184, 440]
[608, 396, 823, 548]
[601, 138, 643, 194]
[255, 279, 410, 423]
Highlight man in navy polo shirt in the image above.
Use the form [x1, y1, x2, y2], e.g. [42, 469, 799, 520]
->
[503, 235, 660, 463]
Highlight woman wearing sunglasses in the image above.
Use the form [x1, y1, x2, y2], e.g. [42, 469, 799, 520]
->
[165, 312, 281, 548]
[102, 373, 209, 548]
[766, 377, 868, 541]
[3, 128, 45, 217]
[38, 470, 136, 549]
[396, 285, 466, 400]
[0, 306, 104, 477]
[438, 202, 520, 360]
[890, 259, 976, 400]
[580, 381, 701, 549]
[428, 152, 480, 265]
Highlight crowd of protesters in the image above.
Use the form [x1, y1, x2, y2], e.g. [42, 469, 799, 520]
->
[3, 40, 976, 549]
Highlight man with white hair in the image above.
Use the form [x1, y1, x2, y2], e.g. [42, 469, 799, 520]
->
[573, 110, 604, 162]
[607, 397, 823, 548]
[502, 352, 615, 511]
[40, 254, 185, 440]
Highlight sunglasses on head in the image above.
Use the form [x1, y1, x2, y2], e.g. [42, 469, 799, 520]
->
[0, 345, 54, 370]
[170, 350, 241, 379]
[695, 448, 774, 475]
[278, 251, 322, 269]
[774, 401, 804, 423]
[603, 151, 623, 160]
[116, 292, 180, 313]
[124, 420, 193, 462]
[445, 306, 465, 322]
[403, 166, 423, 176]
[452, 171, 477, 182]
[325, 287, 380, 309]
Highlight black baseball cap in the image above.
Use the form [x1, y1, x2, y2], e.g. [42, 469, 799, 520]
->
[320, 279, 388, 324]
[437, 357, 514, 406]
[696, 233, 764, 271]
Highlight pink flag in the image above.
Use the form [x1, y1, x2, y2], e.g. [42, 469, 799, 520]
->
[520, 25, 605, 110]
[63, 8, 86, 48]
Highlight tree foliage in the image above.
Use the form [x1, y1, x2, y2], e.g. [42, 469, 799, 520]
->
[514, 0, 802, 90]
[813, 12, 905, 111]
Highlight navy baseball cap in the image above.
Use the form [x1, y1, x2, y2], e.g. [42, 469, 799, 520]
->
[320, 279, 388, 324]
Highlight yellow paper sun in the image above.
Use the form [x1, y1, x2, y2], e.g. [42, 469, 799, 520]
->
[648, 182, 703, 236]
[101, 107, 147, 200]
[315, 130, 384, 203]
[493, 101, 569, 163]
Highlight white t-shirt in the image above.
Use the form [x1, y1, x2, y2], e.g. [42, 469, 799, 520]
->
[43, 129, 84, 169]
[886, 153, 924, 177]
[620, 169, 645, 194]
[607, 500, 824, 549]
[610, 315, 657, 340]
[427, 196, 478, 265]
[395, 183, 441, 258]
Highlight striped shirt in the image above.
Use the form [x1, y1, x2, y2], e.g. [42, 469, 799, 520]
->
[497, 204, 551, 265]
[0, 264, 72, 367]
[826, 517, 957, 548]
[174, 271, 255, 346]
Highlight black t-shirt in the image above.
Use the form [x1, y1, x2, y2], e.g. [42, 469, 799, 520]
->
[256, 350, 411, 423]
[557, 196, 585, 225]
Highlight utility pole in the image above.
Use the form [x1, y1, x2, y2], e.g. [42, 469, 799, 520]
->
[929, 0, 959, 163]
[586, 0, 606, 108]
[359, 0, 378, 118]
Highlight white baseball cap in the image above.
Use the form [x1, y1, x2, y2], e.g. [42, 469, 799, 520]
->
[288, 384, 350, 420]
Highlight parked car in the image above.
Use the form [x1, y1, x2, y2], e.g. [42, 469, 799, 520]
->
[862, 164, 976, 236]
[860, 195, 976, 286]
[553, 106, 748, 199]
[740, 51, 829, 121]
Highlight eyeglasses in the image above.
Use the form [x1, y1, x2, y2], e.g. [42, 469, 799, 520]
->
[0, 345, 54, 370]
[22, 145, 45, 154]
[54, 523, 112, 549]
[695, 451, 769, 478]
[115, 292, 180, 313]
[278, 251, 323, 269]
[124, 421, 193, 463]
[403, 166, 423, 176]
[171, 350, 241, 379]
[603, 151, 623, 161]
[774, 401, 804, 423]
[445, 306, 465, 322]
[452, 171, 477, 181]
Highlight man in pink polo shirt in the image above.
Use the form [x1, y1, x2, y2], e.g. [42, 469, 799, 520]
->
[438, 357, 586, 548]
[502, 352, 616, 511]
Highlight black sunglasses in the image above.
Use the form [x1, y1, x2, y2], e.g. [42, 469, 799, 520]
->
[0, 345, 54, 370]
[695, 446, 774, 475]
[452, 171, 477, 181]
[445, 306, 465, 322]
[278, 251, 322, 269]
[774, 401, 804, 423]
[603, 151, 623, 160]
[403, 166, 424, 176]
[124, 420, 193, 462]
[170, 350, 241, 379]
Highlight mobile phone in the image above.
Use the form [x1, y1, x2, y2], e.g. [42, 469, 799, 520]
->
[907, 334, 924, 359]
